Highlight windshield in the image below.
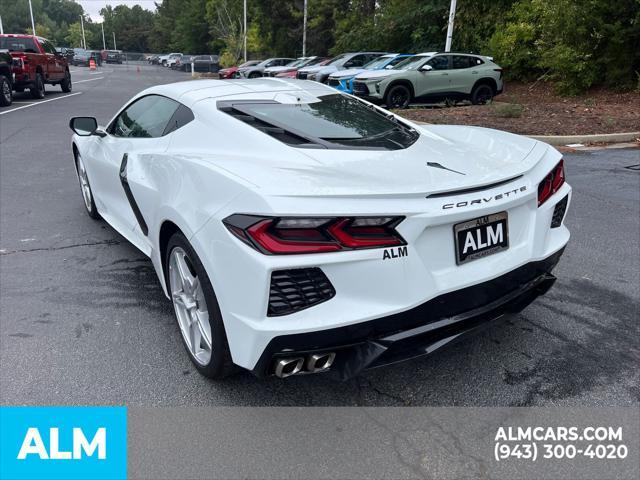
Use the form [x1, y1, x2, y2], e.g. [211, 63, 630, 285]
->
[222, 94, 419, 150]
[0, 37, 38, 53]
[285, 59, 306, 68]
[393, 55, 429, 70]
[239, 60, 260, 67]
[363, 56, 394, 70]
[328, 54, 349, 66]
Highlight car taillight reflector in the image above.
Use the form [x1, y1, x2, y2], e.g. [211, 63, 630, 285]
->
[538, 160, 565, 206]
[224, 214, 406, 255]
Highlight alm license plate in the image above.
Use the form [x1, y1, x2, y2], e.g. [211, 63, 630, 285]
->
[454, 212, 509, 265]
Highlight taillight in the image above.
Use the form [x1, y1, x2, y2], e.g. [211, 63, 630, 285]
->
[538, 160, 565, 206]
[223, 214, 405, 254]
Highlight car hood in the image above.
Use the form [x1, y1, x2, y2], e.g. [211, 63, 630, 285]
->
[199, 125, 546, 197]
[265, 66, 293, 73]
[298, 65, 327, 74]
[355, 69, 402, 80]
[330, 68, 366, 79]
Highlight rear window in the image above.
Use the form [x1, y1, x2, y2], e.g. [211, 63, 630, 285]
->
[219, 94, 419, 150]
[0, 37, 38, 53]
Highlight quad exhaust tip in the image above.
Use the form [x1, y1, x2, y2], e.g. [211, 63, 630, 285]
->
[273, 352, 336, 378]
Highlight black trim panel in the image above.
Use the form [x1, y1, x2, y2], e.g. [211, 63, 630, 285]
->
[119, 153, 149, 236]
[252, 247, 565, 380]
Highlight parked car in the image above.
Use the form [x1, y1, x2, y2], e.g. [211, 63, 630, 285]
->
[72, 48, 90, 66]
[328, 54, 413, 94]
[191, 55, 220, 73]
[353, 52, 504, 108]
[105, 50, 123, 64]
[56, 46, 75, 63]
[218, 60, 261, 79]
[0, 34, 71, 98]
[147, 54, 161, 65]
[159, 53, 182, 66]
[68, 79, 571, 380]
[282, 58, 333, 79]
[173, 55, 193, 71]
[0, 49, 13, 106]
[238, 58, 295, 78]
[306, 52, 386, 83]
[167, 53, 183, 69]
[263, 56, 326, 77]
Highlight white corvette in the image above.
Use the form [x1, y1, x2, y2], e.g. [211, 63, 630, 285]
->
[69, 78, 570, 380]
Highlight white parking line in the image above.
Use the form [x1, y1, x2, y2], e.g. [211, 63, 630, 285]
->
[74, 77, 104, 84]
[0, 92, 83, 115]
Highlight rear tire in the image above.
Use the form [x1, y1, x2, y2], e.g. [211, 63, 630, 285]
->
[166, 232, 235, 379]
[61, 70, 72, 92]
[248, 71, 261, 79]
[471, 83, 495, 105]
[385, 84, 411, 109]
[0, 75, 12, 107]
[31, 73, 45, 99]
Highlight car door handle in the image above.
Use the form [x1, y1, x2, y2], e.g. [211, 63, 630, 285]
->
[440, 73, 449, 76]
[472, 71, 479, 74]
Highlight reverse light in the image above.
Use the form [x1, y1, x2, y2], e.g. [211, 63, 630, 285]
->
[538, 160, 565, 206]
[223, 214, 406, 254]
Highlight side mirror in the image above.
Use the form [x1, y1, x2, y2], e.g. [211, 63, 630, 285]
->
[69, 117, 99, 136]
[420, 64, 433, 72]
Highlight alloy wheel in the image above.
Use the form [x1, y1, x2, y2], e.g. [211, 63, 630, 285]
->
[2, 80, 11, 103]
[169, 247, 213, 365]
[76, 155, 93, 212]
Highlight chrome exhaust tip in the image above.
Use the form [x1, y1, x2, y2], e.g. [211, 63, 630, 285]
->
[273, 357, 304, 378]
[306, 352, 336, 373]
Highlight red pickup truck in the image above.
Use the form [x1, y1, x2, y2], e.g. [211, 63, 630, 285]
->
[0, 34, 72, 99]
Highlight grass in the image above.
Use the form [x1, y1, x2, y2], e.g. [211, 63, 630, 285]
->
[489, 102, 524, 118]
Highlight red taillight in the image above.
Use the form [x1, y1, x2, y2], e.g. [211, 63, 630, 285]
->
[224, 215, 405, 254]
[538, 160, 565, 206]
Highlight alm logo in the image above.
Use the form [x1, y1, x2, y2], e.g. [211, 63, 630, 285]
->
[1, 406, 126, 480]
[18, 427, 106, 460]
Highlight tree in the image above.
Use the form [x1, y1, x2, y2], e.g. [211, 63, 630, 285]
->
[65, 21, 92, 48]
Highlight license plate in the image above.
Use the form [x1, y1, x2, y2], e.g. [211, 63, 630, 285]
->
[454, 212, 509, 265]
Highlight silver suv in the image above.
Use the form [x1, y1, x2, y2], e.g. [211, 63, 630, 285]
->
[353, 52, 504, 108]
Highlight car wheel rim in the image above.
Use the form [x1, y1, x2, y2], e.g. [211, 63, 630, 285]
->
[169, 247, 212, 365]
[2, 80, 10, 102]
[391, 90, 407, 108]
[76, 156, 93, 212]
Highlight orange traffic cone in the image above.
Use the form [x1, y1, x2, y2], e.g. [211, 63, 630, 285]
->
[89, 58, 96, 70]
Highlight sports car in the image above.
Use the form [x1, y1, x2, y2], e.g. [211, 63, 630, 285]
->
[68, 78, 571, 380]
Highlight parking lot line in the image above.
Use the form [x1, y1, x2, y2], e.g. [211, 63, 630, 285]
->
[0, 92, 83, 115]
[74, 77, 104, 84]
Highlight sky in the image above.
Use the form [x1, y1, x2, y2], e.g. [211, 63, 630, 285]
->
[78, 1, 159, 21]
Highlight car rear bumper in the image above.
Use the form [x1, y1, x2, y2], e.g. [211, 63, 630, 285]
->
[251, 247, 564, 380]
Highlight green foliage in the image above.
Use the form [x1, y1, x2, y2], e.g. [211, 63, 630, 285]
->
[64, 22, 92, 48]
[489, 0, 640, 94]
[490, 102, 524, 118]
[0, 0, 637, 93]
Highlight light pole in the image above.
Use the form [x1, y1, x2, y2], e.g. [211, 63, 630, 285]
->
[302, 0, 308, 57]
[243, 0, 247, 62]
[101, 24, 106, 50]
[0, 15, 4, 35]
[80, 15, 86, 49]
[444, 0, 457, 52]
[28, 0, 36, 35]
[113, 32, 117, 50]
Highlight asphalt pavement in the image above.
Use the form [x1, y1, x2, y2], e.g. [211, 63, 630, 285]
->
[1, 64, 638, 406]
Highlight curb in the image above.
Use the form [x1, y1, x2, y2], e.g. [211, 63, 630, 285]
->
[528, 132, 640, 146]
[412, 121, 639, 146]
